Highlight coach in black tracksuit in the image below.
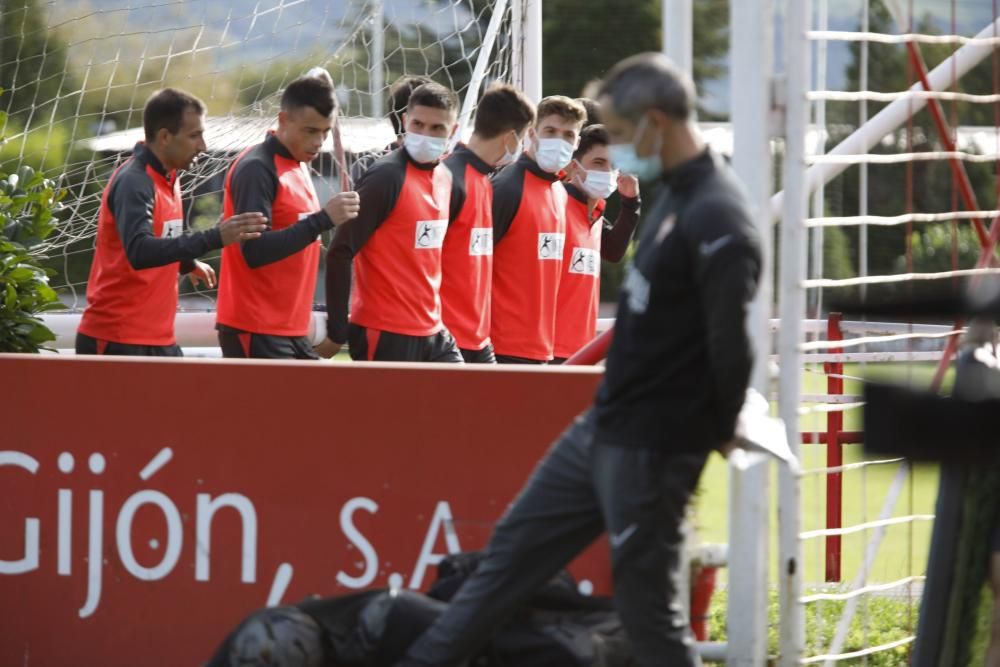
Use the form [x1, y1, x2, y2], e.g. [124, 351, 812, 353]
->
[397, 53, 762, 667]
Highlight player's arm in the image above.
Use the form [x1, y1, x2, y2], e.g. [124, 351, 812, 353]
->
[601, 176, 641, 262]
[490, 169, 523, 244]
[322, 161, 404, 348]
[687, 198, 763, 443]
[113, 171, 225, 272]
[234, 159, 357, 269]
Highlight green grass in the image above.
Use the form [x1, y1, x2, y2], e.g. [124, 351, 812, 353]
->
[694, 363, 947, 586]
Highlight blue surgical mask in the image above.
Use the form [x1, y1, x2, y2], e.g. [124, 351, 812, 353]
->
[574, 161, 619, 200]
[608, 115, 663, 182]
[534, 136, 575, 173]
[404, 132, 448, 164]
[497, 131, 522, 167]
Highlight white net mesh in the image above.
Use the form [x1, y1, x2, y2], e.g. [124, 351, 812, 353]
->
[0, 0, 515, 308]
[792, 0, 1000, 661]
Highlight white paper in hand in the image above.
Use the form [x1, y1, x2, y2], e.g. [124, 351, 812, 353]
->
[733, 388, 799, 473]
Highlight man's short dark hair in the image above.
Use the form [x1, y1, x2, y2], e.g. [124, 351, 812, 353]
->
[143, 88, 205, 142]
[573, 124, 610, 161]
[473, 84, 535, 139]
[389, 75, 433, 134]
[281, 73, 338, 118]
[575, 97, 602, 128]
[407, 82, 459, 115]
[598, 52, 695, 122]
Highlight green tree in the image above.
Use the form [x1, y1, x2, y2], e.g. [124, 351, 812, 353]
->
[823, 4, 999, 281]
[0, 0, 79, 128]
[542, 0, 729, 111]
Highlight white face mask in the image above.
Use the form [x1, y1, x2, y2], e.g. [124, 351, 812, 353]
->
[497, 131, 523, 167]
[578, 166, 619, 200]
[534, 136, 575, 173]
[404, 132, 448, 164]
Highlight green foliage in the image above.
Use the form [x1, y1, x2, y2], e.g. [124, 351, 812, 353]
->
[707, 588, 919, 664]
[0, 161, 66, 352]
[541, 0, 729, 111]
[0, 118, 71, 174]
[895, 222, 988, 275]
[0, 0, 78, 127]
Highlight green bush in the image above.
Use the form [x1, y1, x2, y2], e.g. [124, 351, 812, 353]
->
[0, 163, 67, 352]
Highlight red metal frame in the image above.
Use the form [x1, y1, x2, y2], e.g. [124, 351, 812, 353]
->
[902, 39, 1000, 391]
[823, 313, 844, 582]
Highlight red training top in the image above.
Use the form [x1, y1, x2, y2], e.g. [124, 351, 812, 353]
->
[216, 133, 327, 337]
[490, 154, 567, 361]
[80, 142, 223, 345]
[326, 147, 452, 341]
[554, 188, 604, 359]
[440, 144, 495, 351]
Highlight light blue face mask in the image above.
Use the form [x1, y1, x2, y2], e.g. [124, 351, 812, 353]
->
[404, 132, 448, 164]
[608, 115, 663, 182]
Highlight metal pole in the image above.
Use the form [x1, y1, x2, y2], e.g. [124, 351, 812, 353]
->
[522, 0, 543, 102]
[778, 0, 811, 663]
[662, 0, 693, 80]
[454, 0, 510, 146]
[859, 0, 870, 298]
[511, 0, 523, 92]
[727, 0, 773, 662]
[370, 0, 385, 118]
[810, 0, 828, 317]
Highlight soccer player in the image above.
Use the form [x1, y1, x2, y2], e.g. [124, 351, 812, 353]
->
[396, 52, 762, 667]
[320, 82, 462, 362]
[440, 84, 536, 364]
[350, 74, 432, 183]
[552, 124, 640, 363]
[76, 88, 267, 357]
[215, 71, 360, 359]
[490, 95, 587, 364]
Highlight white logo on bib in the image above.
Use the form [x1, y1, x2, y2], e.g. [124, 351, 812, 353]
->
[537, 233, 565, 260]
[568, 247, 600, 276]
[160, 218, 183, 239]
[469, 228, 493, 256]
[415, 219, 447, 249]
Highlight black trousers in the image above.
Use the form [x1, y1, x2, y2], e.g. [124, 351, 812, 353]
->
[217, 329, 319, 360]
[459, 344, 496, 364]
[397, 413, 707, 667]
[494, 353, 546, 365]
[75, 332, 182, 357]
[348, 324, 463, 363]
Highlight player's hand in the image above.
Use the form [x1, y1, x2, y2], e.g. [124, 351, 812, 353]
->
[218, 212, 268, 246]
[314, 337, 343, 358]
[717, 438, 741, 459]
[188, 260, 216, 289]
[618, 174, 640, 199]
[324, 191, 360, 225]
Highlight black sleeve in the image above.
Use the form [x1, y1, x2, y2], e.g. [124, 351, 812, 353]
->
[111, 171, 222, 271]
[445, 159, 467, 226]
[491, 166, 523, 244]
[324, 160, 405, 343]
[232, 158, 334, 269]
[685, 198, 763, 442]
[600, 194, 640, 262]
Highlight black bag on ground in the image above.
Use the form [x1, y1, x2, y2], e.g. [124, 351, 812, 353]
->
[206, 552, 635, 667]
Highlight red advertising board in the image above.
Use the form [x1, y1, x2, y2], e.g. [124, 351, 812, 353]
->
[0, 355, 607, 666]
